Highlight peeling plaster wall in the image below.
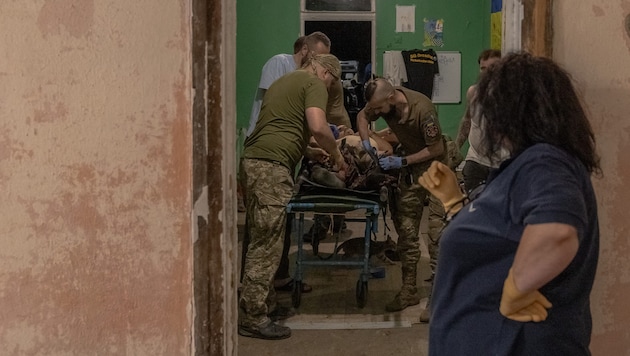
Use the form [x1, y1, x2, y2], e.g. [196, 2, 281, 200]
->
[554, 2, 630, 355]
[0, 1, 192, 354]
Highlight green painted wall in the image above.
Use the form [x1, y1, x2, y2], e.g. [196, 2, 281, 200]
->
[236, 0, 492, 140]
[236, 0, 301, 138]
[374, 0, 491, 137]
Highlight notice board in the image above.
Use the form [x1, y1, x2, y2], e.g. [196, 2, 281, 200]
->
[432, 51, 461, 104]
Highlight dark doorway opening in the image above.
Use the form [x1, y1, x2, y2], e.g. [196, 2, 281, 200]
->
[305, 21, 371, 83]
[305, 21, 372, 130]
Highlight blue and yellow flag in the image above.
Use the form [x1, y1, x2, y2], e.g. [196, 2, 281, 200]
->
[491, 0, 502, 50]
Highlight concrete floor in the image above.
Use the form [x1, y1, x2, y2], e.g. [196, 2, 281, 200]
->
[237, 209, 432, 356]
[238, 324, 429, 356]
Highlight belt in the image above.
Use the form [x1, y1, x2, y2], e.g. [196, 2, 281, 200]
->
[250, 157, 284, 167]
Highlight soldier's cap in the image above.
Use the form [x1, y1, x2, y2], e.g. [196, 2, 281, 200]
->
[313, 54, 341, 80]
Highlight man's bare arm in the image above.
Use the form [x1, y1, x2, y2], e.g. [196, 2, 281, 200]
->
[356, 108, 372, 142]
[455, 86, 477, 149]
[405, 140, 445, 165]
[306, 107, 344, 168]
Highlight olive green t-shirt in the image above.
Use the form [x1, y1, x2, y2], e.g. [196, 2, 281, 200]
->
[364, 87, 443, 154]
[243, 70, 328, 170]
[326, 80, 351, 128]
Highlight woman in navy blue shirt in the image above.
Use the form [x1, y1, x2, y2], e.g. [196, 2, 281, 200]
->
[419, 52, 601, 355]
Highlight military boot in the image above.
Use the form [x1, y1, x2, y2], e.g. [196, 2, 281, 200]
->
[385, 286, 420, 312]
[238, 319, 291, 340]
[419, 292, 431, 323]
[386, 263, 420, 312]
[420, 273, 434, 322]
[303, 215, 330, 243]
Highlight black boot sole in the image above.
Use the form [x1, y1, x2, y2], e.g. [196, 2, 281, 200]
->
[238, 326, 291, 340]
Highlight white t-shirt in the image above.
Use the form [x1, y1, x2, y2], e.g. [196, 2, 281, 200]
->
[382, 51, 408, 86]
[465, 105, 510, 168]
[246, 54, 297, 137]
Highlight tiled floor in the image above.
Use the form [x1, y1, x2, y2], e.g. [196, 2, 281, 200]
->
[237, 209, 432, 356]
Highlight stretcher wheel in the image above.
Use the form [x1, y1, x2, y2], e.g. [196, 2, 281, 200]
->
[292, 280, 302, 308]
[355, 279, 368, 308]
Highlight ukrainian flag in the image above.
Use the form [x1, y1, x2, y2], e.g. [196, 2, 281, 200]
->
[491, 0, 502, 50]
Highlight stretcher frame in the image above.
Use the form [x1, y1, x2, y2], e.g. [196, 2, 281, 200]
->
[286, 193, 382, 309]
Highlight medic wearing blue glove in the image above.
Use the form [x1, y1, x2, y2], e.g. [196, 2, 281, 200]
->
[355, 78, 446, 314]
[361, 139, 379, 164]
[378, 155, 408, 170]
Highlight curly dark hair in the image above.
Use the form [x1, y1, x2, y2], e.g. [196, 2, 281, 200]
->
[476, 52, 601, 174]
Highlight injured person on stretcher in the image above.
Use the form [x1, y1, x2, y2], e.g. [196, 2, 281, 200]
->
[303, 125, 397, 191]
[300, 126, 399, 242]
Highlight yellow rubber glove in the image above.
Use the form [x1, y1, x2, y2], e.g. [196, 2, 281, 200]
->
[418, 160, 464, 210]
[499, 268, 552, 322]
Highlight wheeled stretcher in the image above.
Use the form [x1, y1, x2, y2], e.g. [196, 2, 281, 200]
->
[286, 180, 385, 309]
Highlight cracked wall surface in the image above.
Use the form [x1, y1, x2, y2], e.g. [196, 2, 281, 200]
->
[554, 2, 630, 354]
[0, 1, 193, 354]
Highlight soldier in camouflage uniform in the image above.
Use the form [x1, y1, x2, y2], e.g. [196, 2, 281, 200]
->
[239, 54, 346, 340]
[421, 137, 463, 323]
[356, 78, 446, 314]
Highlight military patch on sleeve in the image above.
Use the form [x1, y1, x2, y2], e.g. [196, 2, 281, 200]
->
[425, 121, 439, 138]
[422, 112, 441, 139]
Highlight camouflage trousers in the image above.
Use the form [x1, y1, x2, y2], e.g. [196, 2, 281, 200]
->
[239, 158, 294, 327]
[425, 194, 445, 276]
[391, 165, 429, 291]
[423, 137, 463, 277]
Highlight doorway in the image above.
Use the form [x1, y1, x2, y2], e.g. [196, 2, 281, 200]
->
[305, 20, 372, 130]
[204, 0, 553, 354]
[305, 20, 372, 83]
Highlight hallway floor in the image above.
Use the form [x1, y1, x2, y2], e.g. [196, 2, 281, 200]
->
[237, 208, 432, 355]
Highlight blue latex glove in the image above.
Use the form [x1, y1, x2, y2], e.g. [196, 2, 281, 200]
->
[329, 124, 340, 139]
[361, 139, 374, 152]
[362, 139, 379, 163]
[379, 156, 403, 170]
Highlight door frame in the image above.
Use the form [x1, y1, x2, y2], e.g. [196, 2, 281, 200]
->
[202, 0, 553, 354]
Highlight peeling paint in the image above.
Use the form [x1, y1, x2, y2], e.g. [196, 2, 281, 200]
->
[33, 100, 69, 123]
[37, 0, 95, 38]
[1, 1, 192, 354]
[592, 5, 605, 17]
[193, 185, 209, 244]
[554, 1, 630, 353]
